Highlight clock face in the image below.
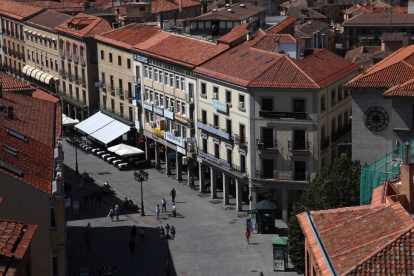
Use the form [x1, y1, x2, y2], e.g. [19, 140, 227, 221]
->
[363, 106, 389, 132]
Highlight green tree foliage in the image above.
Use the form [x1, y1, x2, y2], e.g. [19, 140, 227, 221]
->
[287, 154, 361, 274]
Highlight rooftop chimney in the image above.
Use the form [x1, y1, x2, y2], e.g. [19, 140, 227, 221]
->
[321, 33, 325, 49]
[7, 106, 13, 118]
[246, 29, 252, 41]
[0, 105, 4, 127]
[312, 32, 317, 48]
[179, 0, 182, 12]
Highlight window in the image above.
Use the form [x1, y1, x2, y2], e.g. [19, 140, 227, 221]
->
[120, 103, 124, 117]
[181, 102, 186, 115]
[213, 86, 219, 99]
[128, 82, 132, 99]
[293, 99, 305, 112]
[52, 250, 58, 276]
[338, 114, 343, 129]
[118, 55, 122, 66]
[154, 68, 159, 82]
[338, 86, 343, 102]
[149, 67, 153, 79]
[46, 58, 49, 67]
[129, 107, 133, 121]
[331, 118, 336, 134]
[27, 50, 30, 60]
[226, 119, 232, 134]
[227, 149, 232, 164]
[111, 99, 115, 111]
[321, 94, 326, 112]
[201, 82, 207, 97]
[331, 89, 336, 105]
[127, 58, 131, 69]
[160, 94, 164, 106]
[202, 110, 207, 124]
[164, 72, 169, 85]
[189, 83, 194, 98]
[181, 77, 185, 92]
[166, 96, 170, 108]
[109, 53, 113, 63]
[344, 89, 349, 98]
[49, 201, 56, 228]
[202, 138, 207, 152]
[55, 60, 58, 71]
[214, 143, 219, 158]
[50, 58, 53, 70]
[170, 74, 174, 87]
[261, 98, 273, 111]
[176, 100, 181, 113]
[214, 114, 219, 127]
[159, 70, 163, 84]
[144, 66, 148, 78]
[238, 94, 245, 110]
[176, 76, 180, 89]
[226, 90, 231, 103]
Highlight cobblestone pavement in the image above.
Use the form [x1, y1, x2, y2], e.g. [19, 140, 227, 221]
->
[63, 139, 300, 276]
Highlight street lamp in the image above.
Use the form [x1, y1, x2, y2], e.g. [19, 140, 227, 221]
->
[133, 170, 149, 216]
[160, 224, 176, 276]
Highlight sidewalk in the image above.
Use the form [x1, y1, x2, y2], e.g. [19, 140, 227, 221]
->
[64, 139, 299, 276]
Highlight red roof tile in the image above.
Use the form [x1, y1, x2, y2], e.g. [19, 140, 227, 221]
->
[55, 13, 112, 38]
[217, 23, 250, 45]
[191, 3, 265, 21]
[18, 0, 112, 13]
[32, 89, 60, 103]
[133, 32, 229, 68]
[298, 203, 414, 275]
[267, 16, 298, 34]
[151, 0, 201, 14]
[0, 72, 33, 93]
[370, 185, 385, 205]
[95, 24, 161, 50]
[345, 45, 414, 88]
[0, 0, 43, 20]
[343, 13, 414, 27]
[253, 34, 304, 51]
[383, 78, 414, 97]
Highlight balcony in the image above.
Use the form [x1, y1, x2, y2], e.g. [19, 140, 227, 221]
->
[320, 136, 330, 151]
[59, 90, 87, 108]
[257, 140, 277, 150]
[234, 134, 248, 146]
[288, 141, 311, 154]
[66, 72, 72, 81]
[256, 170, 310, 184]
[107, 83, 115, 92]
[197, 148, 247, 178]
[59, 49, 65, 59]
[99, 103, 133, 124]
[73, 74, 79, 84]
[79, 56, 86, 66]
[116, 88, 124, 95]
[72, 54, 79, 64]
[65, 51, 72, 61]
[79, 77, 86, 85]
[331, 123, 351, 143]
[59, 70, 66, 79]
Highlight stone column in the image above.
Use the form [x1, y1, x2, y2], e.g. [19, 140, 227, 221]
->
[282, 189, 289, 221]
[155, 142, 161, 170]
[145, 139, 152, 162]
[187, 158, 194, 187]
[199, 164, 205, 193]
[236, 179, 243, 212]
[223, 175, 230, 205]
[176, 152, 183, 181]
[250, 185, 258, 210]
[210, 168, 217, 199]
[166, 148, 171, 175]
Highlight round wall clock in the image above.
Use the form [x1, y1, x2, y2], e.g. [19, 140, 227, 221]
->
[363, 106, 389, 132]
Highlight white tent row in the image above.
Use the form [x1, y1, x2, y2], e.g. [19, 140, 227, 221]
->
[108, 143, 144, 156]
[62, 114, 79, 126]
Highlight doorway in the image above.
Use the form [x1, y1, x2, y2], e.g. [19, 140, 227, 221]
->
[294, 161, 306, 181]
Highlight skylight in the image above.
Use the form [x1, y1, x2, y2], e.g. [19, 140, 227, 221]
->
[7, 129, 28, 142]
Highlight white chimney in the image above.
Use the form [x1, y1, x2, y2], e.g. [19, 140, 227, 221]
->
[246, 29, 252, 41]
[409, 0, 414, 14]
[179, 0, 182, 12]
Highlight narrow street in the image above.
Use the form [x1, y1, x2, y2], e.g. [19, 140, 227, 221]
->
[63, 139, 297, 276]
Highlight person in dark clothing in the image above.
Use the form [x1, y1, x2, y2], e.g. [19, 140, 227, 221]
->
[130, 225, 137, 241]
[170, 188, 176, 203]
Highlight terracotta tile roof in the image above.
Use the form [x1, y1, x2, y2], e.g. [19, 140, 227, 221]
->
[0, 72, 33, 93]
[296, 49, 359, 87]
[133, 31, 229, 68]
[345, 45, 414, 88]
[95, 24, 161, 50]
[55, 13, 112, 38]
[343, 13, 414, 27]
[0, 0, 43, 21]
[26, 10, 72, 32]
[373, 6, 408, 13]
[19, 0, 112, 13]
[345, 46, 364, 62]
[196, 32, 356, 88]
[287, 6, 327, 19]
[217, 23, 250, 45]
[383, 78, 414, 97]
[295, 20, 329, 38]
[298, 203, 414, 275]
[0, 220, 36, 275]
[151, 0, 201, 14]
[252, 34, 304, 51]
[267, 16, 298, 34]
[32, 89, 60, 103]
[191, 3, 265, 21]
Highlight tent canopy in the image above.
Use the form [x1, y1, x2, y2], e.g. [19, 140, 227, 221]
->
[115, 146, 144, 156]
[62, 116, 79, 126]
[108, 143, 130, 153]
[255, 200, 277, 210]
[75, 112, 113, 135]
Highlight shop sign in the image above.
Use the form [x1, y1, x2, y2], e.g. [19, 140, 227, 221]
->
[154, 127, 164, 138]
[259, 111, 306, 119]
[164, 108, 174, 120]
[198, 149, 220, 165]
[132, 54, 148, 64]
[196, 121, 229, 140]
[143, 101, 153, 111]
[164, 132, 186, 148]
[138, 137, 146, 143]
[221, 160, 231, 171]
[154, 105, 164, 116]
[135, 120, 140, 130]
[158, 147, 166, 153]
[174, 113, 187, 124]
[213, 99, 227, 113]
[177, 146, 186, 155]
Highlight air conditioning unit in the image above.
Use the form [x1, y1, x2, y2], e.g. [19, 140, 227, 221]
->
[238, 102, 244, 109]
[258, 143, 265, 150]
[155, 100, 159, 106]
[213, 93, 218, 99]
[169, 106, 174, 112]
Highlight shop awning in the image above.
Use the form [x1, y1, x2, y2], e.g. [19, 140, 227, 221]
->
[44, 75, 55, 85]
[40, 73, 48, 83]
[62, 116, 79, 126]
[22, 65, 32, 75]
[90, 120, 130, 145]
[30, 69, 40, 78]
[35, 71, 44, 81]
[115, 147, 144, 156]
[75, 112, 113, 135]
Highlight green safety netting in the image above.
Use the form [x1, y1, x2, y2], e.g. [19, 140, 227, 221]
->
[360, 140, 414, 205]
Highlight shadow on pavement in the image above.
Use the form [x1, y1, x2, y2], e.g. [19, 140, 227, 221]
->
[67, 225, 178, 276]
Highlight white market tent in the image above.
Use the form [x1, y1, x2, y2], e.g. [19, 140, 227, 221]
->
[62, 116, 80, 126]
[115, 146, 144, 157]
[108, 143, 130, 153]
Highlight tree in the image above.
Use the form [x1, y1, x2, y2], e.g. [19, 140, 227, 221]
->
[287, 154, 361, 274]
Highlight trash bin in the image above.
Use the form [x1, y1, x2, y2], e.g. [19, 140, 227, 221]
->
[272, 237, 288, 271]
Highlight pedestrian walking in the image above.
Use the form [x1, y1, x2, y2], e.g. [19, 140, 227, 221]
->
[108, 207, 115, 222]
[156, 204, 160, 219]
[115, 205, 120, 221]
[139, 228, 145, 243]
[245, 228, 251, 245]
[85, 223, 92, 237]
[170, 188, 176, 203]
[130, 225, 137, 241]
[172, 204, 176, 217]
[161, 198, 166, 213]
[129, 238, 135, 256]
[190, 175, 195, 190]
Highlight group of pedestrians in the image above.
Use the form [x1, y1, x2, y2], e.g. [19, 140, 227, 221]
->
[128, 225, 145, 256]
[156, 188, 177, 219]
[107, 205, 121, 222]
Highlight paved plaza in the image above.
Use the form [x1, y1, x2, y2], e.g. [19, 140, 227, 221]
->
[63, 139, 299, 276]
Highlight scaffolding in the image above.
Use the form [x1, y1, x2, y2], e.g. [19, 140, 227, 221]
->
[360, 141, 414, 206]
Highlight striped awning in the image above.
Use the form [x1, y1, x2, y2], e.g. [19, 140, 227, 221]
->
[35, 71, 44, 81]
[22, 65, 32, 75]
[30, 69, 40, 78]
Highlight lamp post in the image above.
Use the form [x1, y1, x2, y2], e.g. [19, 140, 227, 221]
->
[160, 224, 176, 276]
[134, 170, 149, 216]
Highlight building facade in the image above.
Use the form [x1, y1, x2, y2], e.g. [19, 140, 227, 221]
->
[56, 13, 112, 121]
